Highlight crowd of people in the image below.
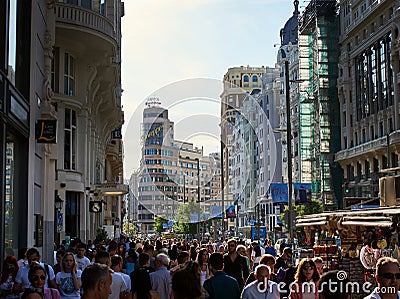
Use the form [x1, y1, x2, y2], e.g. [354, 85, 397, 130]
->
[0, 235, 399, 299]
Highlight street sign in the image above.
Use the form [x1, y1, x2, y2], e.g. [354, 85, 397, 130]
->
[57, 212, 63, 233]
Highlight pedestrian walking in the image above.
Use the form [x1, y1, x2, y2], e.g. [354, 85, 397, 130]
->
[23, 263, 61, 299]
[95, 251, 128, 299]
[196, 248, 210, 285]
[203, 252, 240, 299]
[289, 258, 319, 299]
[241, 264, 279, 299]
[81, 263, 112, 299]
[56, 252, 82, 299]
[319, 270, 350, 299]
[223, 239, 249, 290]
[0, 256, 19, 298]
[171, 262, 203, 299]
[363, 257, 400, 299]
[73, 245, 91, 272]
[14, 248, 57, 293]
[149, 254, 170, 299]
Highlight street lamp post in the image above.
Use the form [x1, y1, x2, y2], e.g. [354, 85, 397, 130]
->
[196, 158, 201, 239]
[281, 48, 294, 242]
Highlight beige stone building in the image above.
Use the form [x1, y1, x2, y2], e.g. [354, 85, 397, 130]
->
[0, 0, 126, 262]
[335, 0, 400, 207]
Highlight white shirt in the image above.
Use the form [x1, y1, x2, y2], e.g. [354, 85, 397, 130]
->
[73, 255, 91, 271]
[252, 247, 266, 264]
[15, 263, 55, 289]
[241, 280, 280, 299]
[109, 272, 128, 299]
[56, 270, 82, 299]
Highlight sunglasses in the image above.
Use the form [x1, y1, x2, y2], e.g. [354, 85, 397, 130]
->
[380, 273, 400, 279]
[303, 266, 315, 271]
[228, 244, 236, 247]
[32, 275, 46, 282]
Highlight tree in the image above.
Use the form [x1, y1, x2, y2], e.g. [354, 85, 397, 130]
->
[123, 222, 138, 237]
[281, 200, 323, 228]
[154, 216, 168, 234]
[95, 227, 108, 243]
[173, 201, 203, 235]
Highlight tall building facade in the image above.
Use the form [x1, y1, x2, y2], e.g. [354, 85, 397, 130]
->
[137, 100, 221, 234]
[0, 0, 126, 262]
[220, 66, 265, 232]
[335, 0, 400, 207]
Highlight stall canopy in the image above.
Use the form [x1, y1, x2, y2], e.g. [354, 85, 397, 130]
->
[295, 207, 400, 228]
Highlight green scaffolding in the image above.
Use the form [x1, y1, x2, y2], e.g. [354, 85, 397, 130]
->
[298, 0, 340, 209]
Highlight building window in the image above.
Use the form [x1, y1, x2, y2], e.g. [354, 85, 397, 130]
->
[252, 75, 258, 82]
[243, 75, 249, 82]
[64, 108, 77, 170]
[65, 191, 80, 238]
[64, 53, 75, 96]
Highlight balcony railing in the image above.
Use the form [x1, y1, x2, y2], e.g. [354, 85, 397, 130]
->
[56, 3, 115, 41]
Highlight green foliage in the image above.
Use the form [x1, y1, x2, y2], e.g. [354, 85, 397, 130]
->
[173, 201, 202, 235]
[122, 222, 138, 237]
[294, 200, 323, 217]
[281, 200, 324, 228]
[154, 216, 168, 234]
[95, 227, 108, 242]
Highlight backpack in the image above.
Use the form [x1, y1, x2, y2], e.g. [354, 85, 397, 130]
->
[276, 267, 286, 283]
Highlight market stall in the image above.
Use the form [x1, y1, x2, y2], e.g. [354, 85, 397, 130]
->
[295, 207, 400, 298]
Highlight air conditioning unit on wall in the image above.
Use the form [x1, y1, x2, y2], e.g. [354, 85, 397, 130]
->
[379, 175, 400, 206]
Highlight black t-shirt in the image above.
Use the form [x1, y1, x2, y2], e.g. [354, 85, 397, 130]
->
[223, 253, 249, 289]
[274, 256, 287, 270]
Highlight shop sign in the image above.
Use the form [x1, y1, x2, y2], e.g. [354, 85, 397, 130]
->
[35, 119, 57, 143]
[112, 127, 122, 139]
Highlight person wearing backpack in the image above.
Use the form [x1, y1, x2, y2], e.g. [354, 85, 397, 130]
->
[13, 248, 57, 294]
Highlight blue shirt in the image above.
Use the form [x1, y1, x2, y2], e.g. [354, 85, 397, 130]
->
[203, 271, 240, 299]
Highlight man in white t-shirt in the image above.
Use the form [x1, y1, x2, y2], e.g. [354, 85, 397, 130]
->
[110, 255, 131, 291]
[14, 248, 57, 293]
[74, 244, 91, 271]
[95, 251, 128, 299]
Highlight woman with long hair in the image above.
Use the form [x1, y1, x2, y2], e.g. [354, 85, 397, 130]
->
[55, 252, 82, 299]
[289, 258, 320, 299]
[172, 261, 204, 299]
[0, 256, 19, 299]
[25, 263, 61, 299]
[196, 248, 210, 286]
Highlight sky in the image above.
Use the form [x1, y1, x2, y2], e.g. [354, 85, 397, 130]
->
[121, 0, 306, 179]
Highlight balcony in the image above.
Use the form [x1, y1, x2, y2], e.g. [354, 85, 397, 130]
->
[336, 130, 400, 161]
[56, 3, 116, 42]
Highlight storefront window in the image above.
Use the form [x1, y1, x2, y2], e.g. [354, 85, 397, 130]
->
[65, 191, 80, 238]
[4, 131, 27, 257]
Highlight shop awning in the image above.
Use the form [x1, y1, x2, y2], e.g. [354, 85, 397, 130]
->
[341, 215, 392, 227]
[341, 221, 392, 227]
[296, 221, 327, 227]
[296, 216, 327, 227]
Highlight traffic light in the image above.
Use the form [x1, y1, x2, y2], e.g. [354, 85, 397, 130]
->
[344, 183, 350, 195]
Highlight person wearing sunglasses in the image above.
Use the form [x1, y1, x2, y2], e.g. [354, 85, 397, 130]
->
[289, 258, 319, 299]
[364, 257, 400, 299]
[24, 263, 61, 299]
